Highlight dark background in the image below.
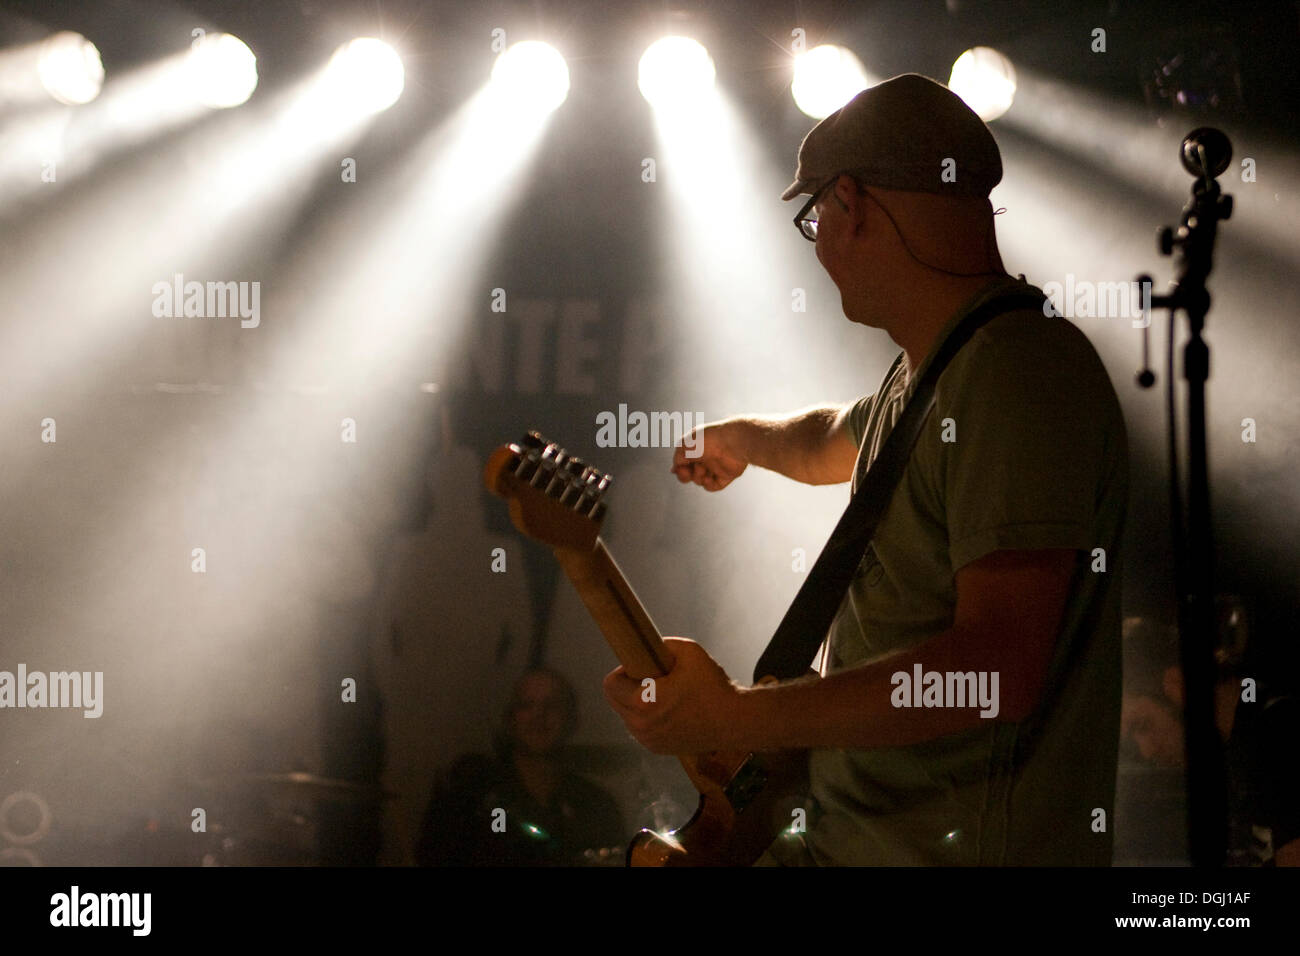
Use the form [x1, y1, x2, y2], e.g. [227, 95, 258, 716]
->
[0, 0, 1295, 866]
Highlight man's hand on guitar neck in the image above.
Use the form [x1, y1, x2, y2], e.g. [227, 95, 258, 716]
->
[603, 638, 749, 755]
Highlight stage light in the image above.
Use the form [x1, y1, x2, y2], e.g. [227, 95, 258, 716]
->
[187, 33, 257, 108]
[948, 47, 1016, 122]
[638, 37, 715, 110]
[324, 38, 405, 114]
[791, 44, 869, 119]
[489, 41, 569, 115]
[37, 31, 104, 105]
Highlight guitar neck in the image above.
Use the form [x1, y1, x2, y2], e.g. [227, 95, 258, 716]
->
[553, 539, 675, 680]
[485, 435, 811, 867]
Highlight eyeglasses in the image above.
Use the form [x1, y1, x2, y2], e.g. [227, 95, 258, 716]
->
[793, 177, 838, 242]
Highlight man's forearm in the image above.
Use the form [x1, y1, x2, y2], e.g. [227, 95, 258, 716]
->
[730, 404, 851, 485]
[726, 625, 1033, 751]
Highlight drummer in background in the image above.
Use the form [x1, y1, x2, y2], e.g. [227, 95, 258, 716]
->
[416, 668, 624, 865]
[1120, 610, 1300, 866]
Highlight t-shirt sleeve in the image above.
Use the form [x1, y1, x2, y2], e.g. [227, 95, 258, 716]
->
[939, 327, 1117, 572]
[843, 393, 875, 450]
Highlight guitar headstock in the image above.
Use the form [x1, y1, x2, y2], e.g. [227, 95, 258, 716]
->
[483, 432, 613, 551]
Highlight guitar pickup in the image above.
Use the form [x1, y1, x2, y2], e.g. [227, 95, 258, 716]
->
[722, 756, 769, 814]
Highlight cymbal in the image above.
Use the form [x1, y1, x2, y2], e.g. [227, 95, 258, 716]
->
[198, 772, 395, 803]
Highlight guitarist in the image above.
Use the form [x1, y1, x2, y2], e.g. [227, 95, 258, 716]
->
[603, 74, 1129, 865]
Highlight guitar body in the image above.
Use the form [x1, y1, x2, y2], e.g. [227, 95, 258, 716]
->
[628, 746, 809, 866]
[484, 432, 811, 867]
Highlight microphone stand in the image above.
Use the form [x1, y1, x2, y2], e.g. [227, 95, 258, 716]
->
[1135, 127, 1233, 868]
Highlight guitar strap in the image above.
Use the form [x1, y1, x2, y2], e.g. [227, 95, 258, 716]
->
[752, 289, 1047, 683]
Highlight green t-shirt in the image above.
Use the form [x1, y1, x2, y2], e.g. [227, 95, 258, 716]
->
[794, 276, 1129, 865]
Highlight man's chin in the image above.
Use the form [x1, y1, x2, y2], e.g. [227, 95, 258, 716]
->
[843, 306, 883, 330]
[837, 293, 877, 328]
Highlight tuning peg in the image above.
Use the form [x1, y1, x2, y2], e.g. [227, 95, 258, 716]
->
[528, 445, 557, 490]
[511, 442, 541, 480]
[566, 467, 596, 512]
[555, 459, 589, 507]
[587, 471, 612, 521]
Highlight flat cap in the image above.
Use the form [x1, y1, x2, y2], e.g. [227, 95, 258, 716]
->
[782, 73, 1002, 200]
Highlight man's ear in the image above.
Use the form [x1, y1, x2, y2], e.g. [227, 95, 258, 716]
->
[834, 177, 868, 232]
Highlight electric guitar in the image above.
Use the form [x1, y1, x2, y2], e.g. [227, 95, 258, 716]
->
[484, 431, 810, 866]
